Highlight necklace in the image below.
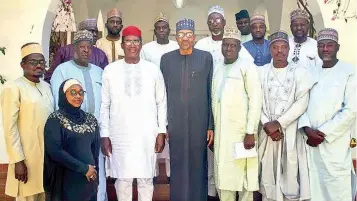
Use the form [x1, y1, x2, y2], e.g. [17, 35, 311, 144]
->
[292, 43, 302, 63]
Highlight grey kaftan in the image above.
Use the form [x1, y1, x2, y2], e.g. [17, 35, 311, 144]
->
[160, 49, 214, 201]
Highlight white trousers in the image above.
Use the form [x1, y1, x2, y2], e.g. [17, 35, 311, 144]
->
[114, 178, 154, 201]
[208, 148, 217, 196]
[98, 150, 108, 201]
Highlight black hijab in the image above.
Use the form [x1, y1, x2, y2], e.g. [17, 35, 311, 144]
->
[58, 79, 85, 124]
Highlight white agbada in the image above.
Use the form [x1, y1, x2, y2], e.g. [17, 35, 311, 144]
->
[100, 59, 167, 179]
[258, 63, 313, 201]
[298, 61, 356, 201]
[140, 40, 179, 67]
[288, 37, 322, 72]
[195, 36, 254, 73]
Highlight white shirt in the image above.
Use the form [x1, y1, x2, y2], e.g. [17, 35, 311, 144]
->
[100, 59, 167, 178]
[288, 37, 322, 70]
[140, 40, 179, 67]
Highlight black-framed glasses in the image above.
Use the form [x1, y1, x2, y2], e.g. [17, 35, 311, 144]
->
[68, 89, 86, 97]
[176, 32, 194, 38]
[28, 59, 46, 66]
[123, 40, 141, 46]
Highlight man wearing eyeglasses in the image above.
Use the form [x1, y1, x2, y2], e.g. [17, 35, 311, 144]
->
[96, 8, 125, 63]
[100, 26, 167, 201]
[196, 5, 253, 75]
[50, 30, 106, 201]
[160, 18, 214, 201]
[1, 43, 54, 201]
[45, 19, 108, 83]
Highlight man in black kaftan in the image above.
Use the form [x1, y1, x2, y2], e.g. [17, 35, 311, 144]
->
[160, 18, 214, 201]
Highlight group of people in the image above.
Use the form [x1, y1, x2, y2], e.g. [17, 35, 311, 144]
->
[1, 4, 355, 201]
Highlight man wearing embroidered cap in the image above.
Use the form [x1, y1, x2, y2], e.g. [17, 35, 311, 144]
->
[212, 26, 262, 201]
[160, 18, 214, 201]
[100, 25, 167, 201]
[1, 43, 54, 201]
[235, 9, 252, 43]
[140, 12, 179, 67]
[196, 5, 253, 75]
[288, 8, 321, 70]
[96, 8, 125, 63]
[45, 19, 108, 83]
[298, 28, 356, 201]
[258, 31, 313, 201]
[50, 30, 106, 201]
[243, 14, 272, 66]
[139, 12, 178, 181]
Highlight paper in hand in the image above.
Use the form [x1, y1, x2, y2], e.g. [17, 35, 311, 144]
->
[234, 142, 258, 159]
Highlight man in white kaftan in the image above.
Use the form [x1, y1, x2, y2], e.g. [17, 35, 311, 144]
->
[195, 6, 253, 197]
[100, 26, 167, 201]
[96, 8, 125, 63]
[212, 26, 261, 201]
[298, 28, 356, 201]
[196, 6, 253, 75]
[258, 31, 313, 201]
[288, 9, 321, 73]
[50, 30, 106, 201]
[140, 13, 178, 178]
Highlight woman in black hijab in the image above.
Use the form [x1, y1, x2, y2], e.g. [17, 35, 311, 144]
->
[44, 79, 99, 201]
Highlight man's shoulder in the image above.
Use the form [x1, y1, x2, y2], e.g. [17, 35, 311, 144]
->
[162, 49, 179, 58]
[142, 41, 156, 48]
[103, 59, 123, 73]
[57, 44, 73, 51]
[92, 45, 107, 55]
[338, 61, 355, 75]
[90, 63, 104, 72]
[56, 60, 72, 70]
[193, 48, 212, 58]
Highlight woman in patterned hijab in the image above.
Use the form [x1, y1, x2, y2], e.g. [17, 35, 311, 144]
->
[44, 79, 99, 201]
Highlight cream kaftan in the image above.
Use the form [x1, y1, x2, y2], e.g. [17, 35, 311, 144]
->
[212, 58, 262, 192]
[1, 77, 54, 197]
[96, 37, 124, 63]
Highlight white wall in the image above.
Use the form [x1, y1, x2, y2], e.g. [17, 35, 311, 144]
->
[0, 0, 355, 163]
[0, 0, 60, 163]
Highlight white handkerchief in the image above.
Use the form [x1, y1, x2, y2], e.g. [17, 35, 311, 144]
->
[234, 142, 258, 159]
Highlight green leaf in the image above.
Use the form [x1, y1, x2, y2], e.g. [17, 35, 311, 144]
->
[0, 47, 5, 55]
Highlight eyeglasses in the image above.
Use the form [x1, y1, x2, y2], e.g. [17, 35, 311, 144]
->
[208, 18, 222, 25]
[68, 89, 86, 97]
[176, 32, 194, 38]
[27, 59, 46, 66]
[123, 40, 141, 46]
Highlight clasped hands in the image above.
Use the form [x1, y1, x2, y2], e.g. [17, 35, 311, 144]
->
[303, 127, 325, 147]
[263, 120, 284, 141]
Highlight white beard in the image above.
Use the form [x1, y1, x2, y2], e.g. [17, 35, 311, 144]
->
[211, 31, 222, 36]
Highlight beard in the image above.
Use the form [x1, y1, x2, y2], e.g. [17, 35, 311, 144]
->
[211, 30, 222, 36]
[108, 29, 120, 36]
